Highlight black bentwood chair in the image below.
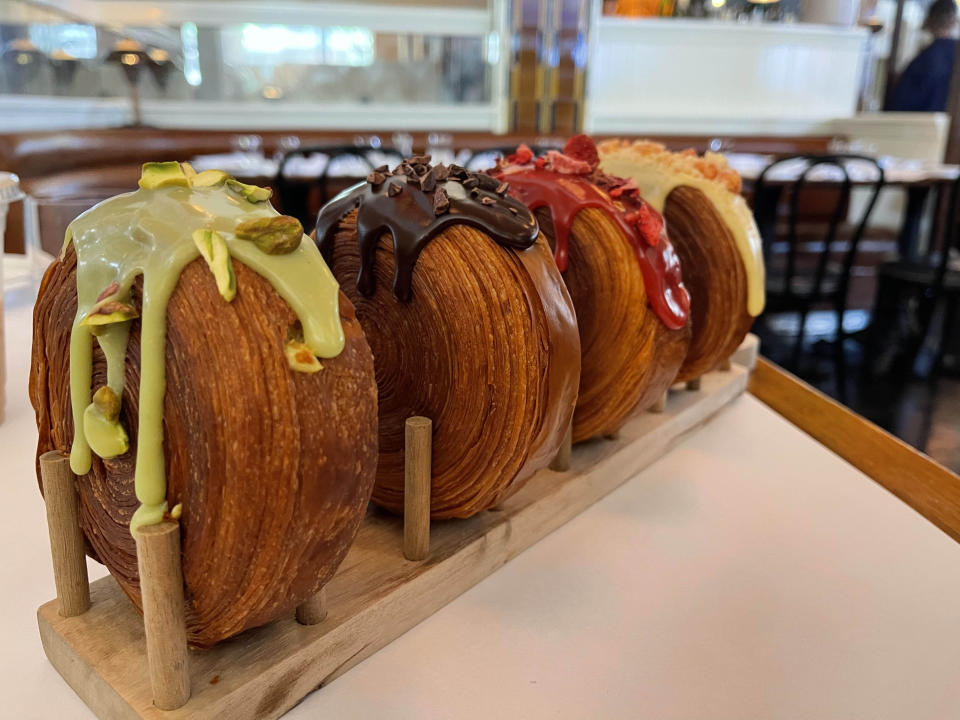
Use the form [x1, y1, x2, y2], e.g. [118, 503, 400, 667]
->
[869, 175, 960, 378]
[752, 154, 885, 385]
[276, 144, 404, 231]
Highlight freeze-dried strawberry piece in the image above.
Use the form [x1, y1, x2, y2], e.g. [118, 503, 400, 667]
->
[562, 134, 599, 169]
[545, 150, 591, 175]
[608, 178, 639, 198]
[508, 143, 534, 165]
[635, 203, 664, 246]
[534, 155, 548, 169]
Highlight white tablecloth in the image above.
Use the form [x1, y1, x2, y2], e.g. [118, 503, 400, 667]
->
[3, 261, 960, 719]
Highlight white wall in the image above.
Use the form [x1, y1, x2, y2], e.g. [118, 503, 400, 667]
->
[585, 18, 869, 136]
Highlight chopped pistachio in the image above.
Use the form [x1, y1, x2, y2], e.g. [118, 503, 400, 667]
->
[192, 228, 236, 301]
[190, 169, 230, 188]
[80, 299, 139, 327]
[95, 281, 121, 303]
[170, 503, 183, 520]
[235, 215, 303, 255]
[181, 162, 197, 178]
[83, 402, 129, 459]
[92, 385, 121, 421]
[284, 339, 322, 373]
[227, 178, 272, 203]
[138, 161, 189, 189]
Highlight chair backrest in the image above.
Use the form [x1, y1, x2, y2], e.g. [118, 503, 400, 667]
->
[276, 144, 404, 230]
[931, 175, 960, 302]
[753, 153, 885, 310]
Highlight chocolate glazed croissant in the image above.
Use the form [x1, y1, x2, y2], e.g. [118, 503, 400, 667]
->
[598, 140, 765, 383]
[316, 160, 580, 519]
[494, 137, 691, 443]
[30, 169, 378, 648]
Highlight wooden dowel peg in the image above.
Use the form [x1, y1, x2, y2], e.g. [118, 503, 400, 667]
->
[549, 422, 573, 472]
[650, 391, 668, 414]
[686, 377, 702, 391]
[135, 521, 191, 711]
[719, 358, 732, 372]
[404, 416, 432, 561]
[296, 587, 328, 626]
[40, 451, 90, 617]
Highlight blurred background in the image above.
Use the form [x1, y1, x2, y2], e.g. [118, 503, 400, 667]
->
[1, 0, 959, 471]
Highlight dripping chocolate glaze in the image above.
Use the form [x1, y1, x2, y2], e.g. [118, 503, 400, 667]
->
[315, 160, 539, 302]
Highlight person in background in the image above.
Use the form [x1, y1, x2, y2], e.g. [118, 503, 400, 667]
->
[886, 0, 959, 112]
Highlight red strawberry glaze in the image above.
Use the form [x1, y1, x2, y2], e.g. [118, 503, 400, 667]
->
[494, 166, 690, 330]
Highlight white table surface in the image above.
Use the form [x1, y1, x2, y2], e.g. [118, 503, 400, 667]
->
[3, 262, 960, 720]
[726, 153, 960, 184]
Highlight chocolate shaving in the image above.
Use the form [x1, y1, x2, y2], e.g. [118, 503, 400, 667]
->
[367, 171, 386, 186]
[374, 164, 389, 173]
[434, 164, 450, 181]
[480, 195, 496, 206]
[495, 182, 509, 195]
[476, 174, 500, 191]
[433, 187, 450, 215]
[462, 177, 479, 189]
[387, 183, 402, 197]
[421, 172, 437, 193]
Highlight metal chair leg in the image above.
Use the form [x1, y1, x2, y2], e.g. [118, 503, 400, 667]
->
[791, 309, 809, 370]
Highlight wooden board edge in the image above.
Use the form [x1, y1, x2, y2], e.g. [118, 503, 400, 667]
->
[748, 357, 960, 543]
[38, 604, 141, 720]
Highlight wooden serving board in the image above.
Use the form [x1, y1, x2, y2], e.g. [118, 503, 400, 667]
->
[37, 364, 749, 720]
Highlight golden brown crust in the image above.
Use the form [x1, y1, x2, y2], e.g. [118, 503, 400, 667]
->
[537, 207, 690, 442]
[663, 186, 753, 382]
[327, 209, 580, 518]
[30, 245, 378, 648]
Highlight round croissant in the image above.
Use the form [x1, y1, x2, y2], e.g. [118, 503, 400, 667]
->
[537, 207, 690, 442]
[326, 210, 579, 518]
[663, 186, 753, 382]
[597, 140, 763, 383]
[30, 247, 378, 648]
[493, 137, 691, 443]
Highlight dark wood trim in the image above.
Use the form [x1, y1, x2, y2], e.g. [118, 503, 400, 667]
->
[749, 357, 960, 543]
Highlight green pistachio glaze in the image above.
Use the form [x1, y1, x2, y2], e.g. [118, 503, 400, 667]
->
[65, 175, 345, 534]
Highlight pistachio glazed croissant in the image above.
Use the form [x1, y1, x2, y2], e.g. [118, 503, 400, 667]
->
[492, 136, 691, 443]
[315, 158, 580, 519]
[598, 140, 765, 382]
[30, 163, 378, 648]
